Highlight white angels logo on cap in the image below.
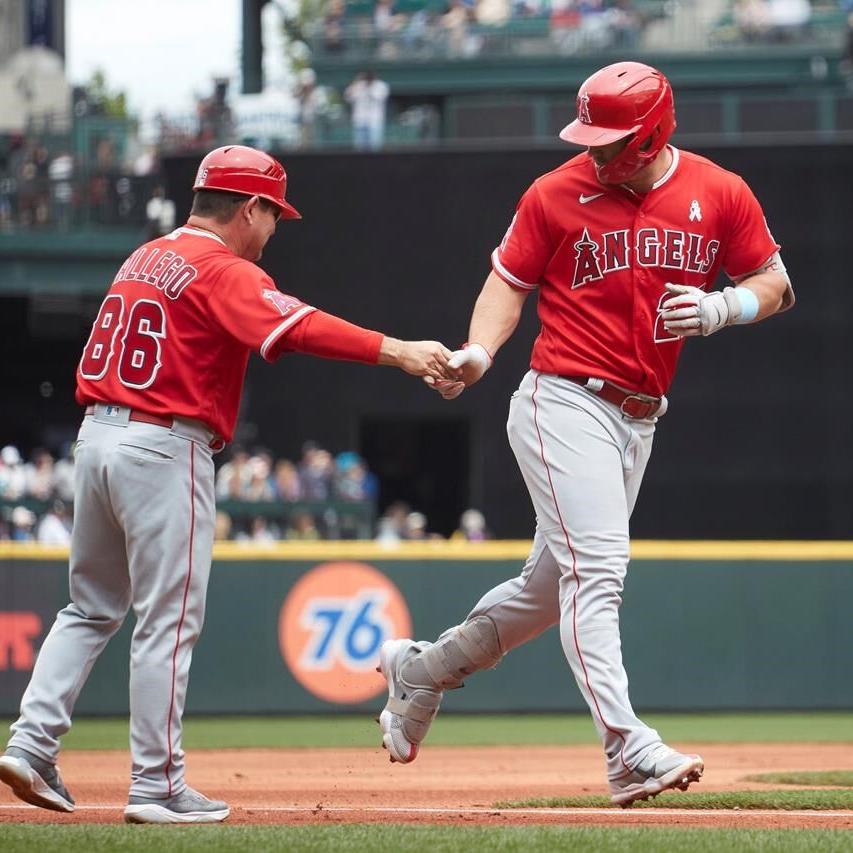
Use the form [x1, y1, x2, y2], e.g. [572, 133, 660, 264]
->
[578, 92, 592, 125]
[197, 167, 208, 185]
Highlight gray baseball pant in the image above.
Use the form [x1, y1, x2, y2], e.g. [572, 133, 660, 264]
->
[7, 405, 216, 798]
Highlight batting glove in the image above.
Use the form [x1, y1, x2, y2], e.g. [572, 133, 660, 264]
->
[660, 283, 743, 337]
[422, 343, 493, 400]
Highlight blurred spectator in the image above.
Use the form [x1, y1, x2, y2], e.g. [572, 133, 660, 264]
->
[734, 0, 771, 41]
[550, 0, 583, 53]
[298, 442, 334, 500]
[273, 459, 303, 501]
[767, 0, 810, 41]
[296, 68, 330, 148]
[440, 0, 472, 57]
[286, 511, 321, 540]
[24, 448, 55, 501]
[375, 500, 411, 544]
[404, 510, 429, 540]
[374, 0, 406, 58]
[37, 500, 72, 546]
[18, 144, 50, 228]
[145, 185, 177, 239]
[48, 152, 74, 231]
[133, 144, 159, 177]
[0, 446, 26, 500]
[245, 516, 277, 543]
[345, 70, 390, 151]
[244, 454, 275, 501]
[577, 0, 611, 51]
[607, 0, 641, 49]
[214, 511, 233, 541]
[197, 77, 234, 148]
[215, 447, 250, 499]
[403, 510, 443, 540]
[323, 0, 347, 53]
[451, 508, 490, 541]
[476, 0, 510, 26]
[10, 506, 37, 542]
[402, 9, 431, 53]
[334, 451, 375, 502]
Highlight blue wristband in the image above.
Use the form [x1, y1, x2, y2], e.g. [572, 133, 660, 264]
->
[734, 287, 759, 324]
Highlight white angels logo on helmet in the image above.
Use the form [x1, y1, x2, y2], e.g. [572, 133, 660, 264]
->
[578, 93, 592, 125]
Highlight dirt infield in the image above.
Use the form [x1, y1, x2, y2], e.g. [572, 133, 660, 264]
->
[2, 743, 853, 829]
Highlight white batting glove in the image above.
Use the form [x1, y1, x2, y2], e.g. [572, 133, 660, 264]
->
[660, 283, 743, 337]
[448, 343, 492, 381]
[422, 343, 492, 400]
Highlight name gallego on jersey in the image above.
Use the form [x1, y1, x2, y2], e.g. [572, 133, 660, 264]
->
[572, 227, 720, 289]
[112, 246, 198, 300]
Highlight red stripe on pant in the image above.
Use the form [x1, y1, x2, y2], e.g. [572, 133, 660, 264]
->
[531, 373, 631, 776]
[165, 442, 196, 795]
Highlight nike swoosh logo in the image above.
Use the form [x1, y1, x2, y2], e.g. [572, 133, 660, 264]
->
[579, 193, 605, 204]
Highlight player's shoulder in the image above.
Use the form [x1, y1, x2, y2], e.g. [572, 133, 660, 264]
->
[676, 148, 746, 187]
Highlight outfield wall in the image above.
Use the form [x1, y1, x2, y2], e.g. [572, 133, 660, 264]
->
[2, 542, 852, 716]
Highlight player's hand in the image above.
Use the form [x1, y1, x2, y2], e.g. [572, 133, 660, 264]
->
[448, 343, 492, 385]
[660, 283, 742, 337]
[386, 339, 457, 380]
[421, 343, 492, 401]
[423, 376, 467, 399]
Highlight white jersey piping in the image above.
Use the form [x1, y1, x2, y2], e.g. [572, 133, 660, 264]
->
[260, 305, 317, 360]
[491, 248, 538, 291]
[176, 226, 227, 246]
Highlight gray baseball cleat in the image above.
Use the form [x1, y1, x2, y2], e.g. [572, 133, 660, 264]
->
[0, 746, 75, 812]
[124, 786, 230, 824]
[377, 638, 444, 764]
[609, 744, 704, 807]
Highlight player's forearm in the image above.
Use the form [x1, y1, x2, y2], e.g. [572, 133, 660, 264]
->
[283, 310, 384, 362]
[734, 271, 791, 322]
[467, 271, 528, 355]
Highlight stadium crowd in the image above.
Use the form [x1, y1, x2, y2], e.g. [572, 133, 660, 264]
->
[0, 441, 488, 544]
[320, 0, 650, 60]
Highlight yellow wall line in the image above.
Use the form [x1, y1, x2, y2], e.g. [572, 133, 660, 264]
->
[2, 540, 853, 561]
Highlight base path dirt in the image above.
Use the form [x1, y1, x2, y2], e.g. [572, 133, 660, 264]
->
[2, 743, 853, 829]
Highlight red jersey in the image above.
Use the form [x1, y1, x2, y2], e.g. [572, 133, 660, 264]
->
[76, 226, 315, 441]
[491, 147, 780, 397]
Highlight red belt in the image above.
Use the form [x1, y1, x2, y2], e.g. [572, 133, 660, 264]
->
[565, 377, 662, 420]
[84, 405, 226, 452]
[84, 405, 173, 427]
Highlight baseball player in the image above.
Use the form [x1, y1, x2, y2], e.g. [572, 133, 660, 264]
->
[0, 145, 456, 824]
[377, 62, 794, 806]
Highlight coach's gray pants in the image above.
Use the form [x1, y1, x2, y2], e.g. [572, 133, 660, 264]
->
[464, 370, 662, 780]
[8, 406, 216, 798]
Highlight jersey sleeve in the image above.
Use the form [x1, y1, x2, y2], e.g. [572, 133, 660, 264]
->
[491, 183, 552, 291]
[721, 177, 781, 280]
[207, 260, 316, 361]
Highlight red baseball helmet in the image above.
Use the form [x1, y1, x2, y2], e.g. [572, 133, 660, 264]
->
[560, 62, 676, 184]
[193, 145, 301, 219]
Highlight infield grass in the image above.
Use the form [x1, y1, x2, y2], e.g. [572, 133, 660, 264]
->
[497, 790, 853, 810]
[3, 712, 851, 751]
[744, 771, 853, 787]
[1, 825, 852, 853]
